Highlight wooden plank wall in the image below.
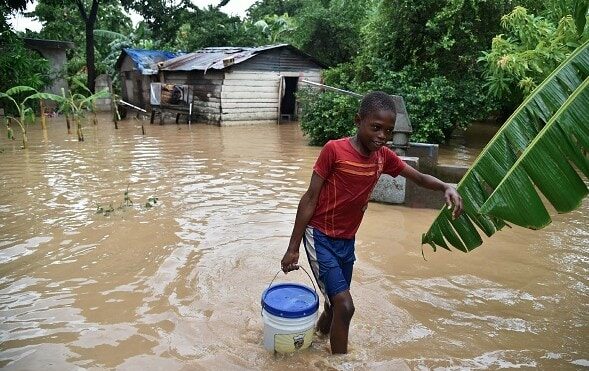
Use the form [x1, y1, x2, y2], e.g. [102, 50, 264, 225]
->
[220, 48, 322, 126]
[161, 70, 224, 124]
[158, 48, 323, 125]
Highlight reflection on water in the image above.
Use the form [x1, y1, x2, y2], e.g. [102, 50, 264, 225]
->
[0, 115, 587, 369]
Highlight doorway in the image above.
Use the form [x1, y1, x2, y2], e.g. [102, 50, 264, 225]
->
[280, 77, 298, 121]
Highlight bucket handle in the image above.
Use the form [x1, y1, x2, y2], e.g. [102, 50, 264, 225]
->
[261, 266, 318, 316]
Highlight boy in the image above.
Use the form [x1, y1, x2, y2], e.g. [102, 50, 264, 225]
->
[280, 91, 463, 354]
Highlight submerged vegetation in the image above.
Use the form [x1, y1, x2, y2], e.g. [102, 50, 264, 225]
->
[96, 185, 159, 216]
[0, 86, 62, 148]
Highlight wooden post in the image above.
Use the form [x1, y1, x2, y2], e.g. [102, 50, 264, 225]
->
[188, 102, 192, 126]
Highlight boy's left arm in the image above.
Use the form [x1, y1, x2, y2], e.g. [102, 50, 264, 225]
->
[399, 165, 463, 219]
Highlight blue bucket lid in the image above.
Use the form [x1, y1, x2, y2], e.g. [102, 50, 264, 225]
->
[261, 283, 319, 318]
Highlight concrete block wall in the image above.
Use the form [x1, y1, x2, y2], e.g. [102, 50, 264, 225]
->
[94, 74, 113, 112]
[371, 144, 469, 209]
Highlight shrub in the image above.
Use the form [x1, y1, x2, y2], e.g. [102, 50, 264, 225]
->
[297, 88, 359, 146]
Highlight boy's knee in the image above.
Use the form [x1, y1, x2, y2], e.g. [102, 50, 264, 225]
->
[332, 293, 355, 320]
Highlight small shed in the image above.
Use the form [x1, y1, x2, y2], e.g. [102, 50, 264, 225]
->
[23, 38, 74, 98]
[115, 48, 182, 109]
[156, 44, 326, 125]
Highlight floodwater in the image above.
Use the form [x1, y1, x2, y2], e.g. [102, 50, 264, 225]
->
[438, 121, 503, 166]
[0, 115, 587, 370]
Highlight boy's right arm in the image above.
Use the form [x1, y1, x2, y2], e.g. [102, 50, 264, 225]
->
[281, 172, 325, 273]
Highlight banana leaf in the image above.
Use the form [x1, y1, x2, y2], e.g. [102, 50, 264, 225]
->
[422, 39, 589, 252]
[480, 77, 589, 227]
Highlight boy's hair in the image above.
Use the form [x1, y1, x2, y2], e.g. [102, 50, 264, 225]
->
[358, 91, 396, 118]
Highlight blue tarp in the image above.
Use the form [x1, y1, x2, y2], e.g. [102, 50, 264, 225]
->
[122, 48, 183, 74]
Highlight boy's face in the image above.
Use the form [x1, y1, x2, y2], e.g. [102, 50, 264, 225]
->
[354, 109, 396, 153]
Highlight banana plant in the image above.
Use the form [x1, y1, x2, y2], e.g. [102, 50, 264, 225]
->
[422, 39, 589, 252]
[58, 82, 109, 141]
[0, 86, 64, 148]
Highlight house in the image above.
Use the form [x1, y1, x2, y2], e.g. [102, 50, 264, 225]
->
[114, 48, 182, 110]
[155, 44, 325, 125]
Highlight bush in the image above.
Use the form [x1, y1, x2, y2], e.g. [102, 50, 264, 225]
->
[362, 66, 492, 143]
[297, 88, 359, 146]
[306, 64, 493, 145]
[0, 32, 50, 95]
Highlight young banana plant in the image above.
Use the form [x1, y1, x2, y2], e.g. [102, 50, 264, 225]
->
[58, 81, 110, 141]
[0, 86, 64, 148]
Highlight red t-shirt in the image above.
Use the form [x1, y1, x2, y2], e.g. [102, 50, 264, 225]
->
[309, 138, 406, 238]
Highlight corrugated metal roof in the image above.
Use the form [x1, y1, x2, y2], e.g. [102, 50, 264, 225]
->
[117, 48, 183, 74]
[158, 44, 325, 72]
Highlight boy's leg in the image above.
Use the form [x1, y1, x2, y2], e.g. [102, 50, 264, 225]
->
[303, 227, 355, 352]
[316, 302, 333, 335]
[329, 289, 355, 354]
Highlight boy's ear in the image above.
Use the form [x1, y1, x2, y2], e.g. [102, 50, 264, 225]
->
[354, 113, 361, 126]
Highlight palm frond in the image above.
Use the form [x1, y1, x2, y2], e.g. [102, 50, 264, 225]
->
[94, 29, 128, 41]
[422, 39, 589, 252]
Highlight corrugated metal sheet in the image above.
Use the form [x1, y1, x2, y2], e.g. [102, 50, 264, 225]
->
[159, 44, 325, 72]
[118, 48, 183, 74]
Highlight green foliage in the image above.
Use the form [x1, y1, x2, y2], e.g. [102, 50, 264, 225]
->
[0, 32, 51, 97]
[362, 0, 515, 79]
[0, 86, 64, 148]
[297, 88, 359, 146]
[296, 0, 520, 145]
[33, 0, 132, 91]
[57, 80, 109, 141]
[95, 187, 159, 216]
[246, 0, 306, 20]
[287, 0, 369, 66]
[254, 14, 295, 43]
[423, 40, 589, 252]
[173, 6, 261, 51]
[479, 6, 586, 106]
[363, 66, 490, 143]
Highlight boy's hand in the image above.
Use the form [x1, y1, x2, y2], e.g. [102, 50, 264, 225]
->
[444, 186, 463, 219]
[281, 249, 300, 273]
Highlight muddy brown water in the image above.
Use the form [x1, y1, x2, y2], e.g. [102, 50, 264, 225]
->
[0, 116, 587, 370]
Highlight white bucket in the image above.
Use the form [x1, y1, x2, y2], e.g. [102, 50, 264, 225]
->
[261, 268, 319, 353]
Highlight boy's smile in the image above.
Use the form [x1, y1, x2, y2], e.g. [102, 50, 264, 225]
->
[352, 109, 396, 156]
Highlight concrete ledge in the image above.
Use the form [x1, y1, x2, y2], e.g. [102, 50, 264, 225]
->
[371, 156, 456, 209]
[433, 164, 468, 184]
[406, 142, 438, 173]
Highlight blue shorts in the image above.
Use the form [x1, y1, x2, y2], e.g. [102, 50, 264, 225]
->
[303, 226, 355, 305]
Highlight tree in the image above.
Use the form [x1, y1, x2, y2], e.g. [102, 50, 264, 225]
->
[253, 14, 294, 44]
[479, 6, 587, 108]
[121, 0, 188, 46]
[33, 0, 132, 91]
[0, 31, 51, 94]
[173, 6, 261, 51]
[289, 0, 369, 66]
[246, 0, 305, 21]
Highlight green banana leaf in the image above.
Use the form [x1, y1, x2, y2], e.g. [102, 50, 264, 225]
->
[422, 39, 589, 252]
[480, 77, 589, 227]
